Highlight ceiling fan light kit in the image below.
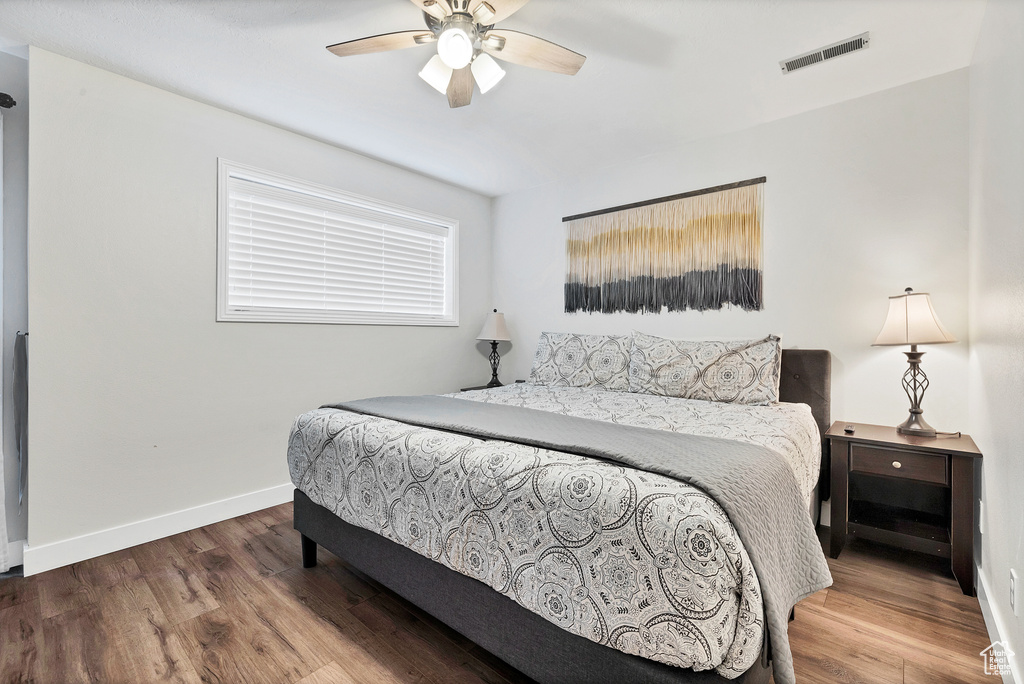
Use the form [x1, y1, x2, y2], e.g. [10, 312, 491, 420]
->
[326, 0, 586, 108]
[419, 54, 454, 94]
[437, 17, 476, 69]
[470, 53, 505, 93]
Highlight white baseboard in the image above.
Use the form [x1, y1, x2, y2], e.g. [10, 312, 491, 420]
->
[23, 483, 293, 576]
[978, 563, 1021, 684]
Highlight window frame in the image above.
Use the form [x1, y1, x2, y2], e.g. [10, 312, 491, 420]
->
[216, 159, 459, 326]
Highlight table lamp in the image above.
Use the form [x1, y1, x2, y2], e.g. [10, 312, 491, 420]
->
[476, 309, 511, 388]
[872, 287, 956, 437]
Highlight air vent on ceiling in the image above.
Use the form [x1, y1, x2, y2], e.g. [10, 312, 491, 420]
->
[780, 32, 870, 74]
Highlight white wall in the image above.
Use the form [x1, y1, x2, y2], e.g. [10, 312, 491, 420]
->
[968, 0, 1024, 680]
[25, 48, 493, 571]
[0, 51, 28, 553]
[493, 70, 970, 432]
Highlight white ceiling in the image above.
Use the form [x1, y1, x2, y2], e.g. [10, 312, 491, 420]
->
[0, 0, 986, 197]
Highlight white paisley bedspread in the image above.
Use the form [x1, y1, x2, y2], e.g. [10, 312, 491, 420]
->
[287, 384, 820, 678]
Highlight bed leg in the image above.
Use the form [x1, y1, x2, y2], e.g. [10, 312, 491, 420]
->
[301, 533, 318, 568]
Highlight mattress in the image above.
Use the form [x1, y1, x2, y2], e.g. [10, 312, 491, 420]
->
[451, 385, 821, 508]
[287, 384, 821, 678]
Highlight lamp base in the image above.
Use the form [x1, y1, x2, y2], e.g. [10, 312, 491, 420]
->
[485, 340, 503, 388]
[896, 410, 936, 438]
[895, 346, 937, 438]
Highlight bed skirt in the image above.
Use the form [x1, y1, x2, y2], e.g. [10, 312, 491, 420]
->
[294, 488, 773, 684]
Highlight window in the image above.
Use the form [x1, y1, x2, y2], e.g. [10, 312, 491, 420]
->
[217, 160, 458, 325]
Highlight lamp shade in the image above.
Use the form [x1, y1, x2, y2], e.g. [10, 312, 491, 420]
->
[872, 288, 956, 346]
[419, 54, 453, 94]
[477, 309, 511, 342]
[471, 53, 506, 94]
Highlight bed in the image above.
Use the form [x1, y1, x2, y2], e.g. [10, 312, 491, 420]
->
[290, 338, 831, 684]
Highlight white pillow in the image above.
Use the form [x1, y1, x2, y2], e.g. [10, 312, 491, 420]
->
[529, 332, 632, 391]
[628, 332, 782, 405]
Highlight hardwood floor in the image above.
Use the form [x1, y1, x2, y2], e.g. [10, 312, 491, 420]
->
[0, 505, 994, 683]
[790, 529, 992, 683]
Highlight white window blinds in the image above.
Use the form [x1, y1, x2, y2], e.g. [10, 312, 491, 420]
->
[217, 161, 458, 325]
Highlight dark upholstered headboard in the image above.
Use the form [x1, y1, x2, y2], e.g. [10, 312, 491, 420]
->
[779, 349, 832, 500]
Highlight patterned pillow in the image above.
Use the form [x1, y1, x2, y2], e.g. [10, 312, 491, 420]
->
[628, 332, 782, 405]
[529, 332, 632, 391]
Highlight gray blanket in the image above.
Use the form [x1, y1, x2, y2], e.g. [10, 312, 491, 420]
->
[328, 395, 831, 684]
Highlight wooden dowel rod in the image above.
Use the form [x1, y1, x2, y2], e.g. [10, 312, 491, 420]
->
[561, 176, 766, 223]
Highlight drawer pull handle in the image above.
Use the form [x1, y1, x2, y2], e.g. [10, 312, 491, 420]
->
[892, 461, 902, 469]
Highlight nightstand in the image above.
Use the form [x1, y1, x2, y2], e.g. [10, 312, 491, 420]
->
[460, 380, 526, 392]
[826, 421, 982, 595]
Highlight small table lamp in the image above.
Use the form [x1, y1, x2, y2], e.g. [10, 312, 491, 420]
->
[872, 287, 956, 437]
[476, 309, 511, 388]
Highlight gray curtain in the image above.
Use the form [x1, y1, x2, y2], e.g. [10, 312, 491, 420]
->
[0, 116, 6, 573]
[14, 332, 25, 510]
[1, 332, 28, 572]
[0, 434, 6, 573]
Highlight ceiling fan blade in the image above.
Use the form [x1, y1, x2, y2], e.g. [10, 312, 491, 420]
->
[446, 66, 474, 108]
[408, 0, 451, 20]
[481, 29, 585, 75]
[468, 0, 530, 24]
[327, 30, 435, 58]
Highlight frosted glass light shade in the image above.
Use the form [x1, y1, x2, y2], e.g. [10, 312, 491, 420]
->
[477, 310, 511, 341]
[872, 289, 956, 346]
[471, 53, 506, 93]
[419, 55, 453, 94]
[437, 26, 474, 69]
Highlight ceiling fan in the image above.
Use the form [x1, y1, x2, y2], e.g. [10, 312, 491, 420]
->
[326, 0, 586, 108]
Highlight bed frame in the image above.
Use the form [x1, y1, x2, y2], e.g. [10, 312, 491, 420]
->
[294, 349, 831, 684]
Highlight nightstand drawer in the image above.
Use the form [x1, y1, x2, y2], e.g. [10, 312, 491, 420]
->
[850, 445, 948, 485]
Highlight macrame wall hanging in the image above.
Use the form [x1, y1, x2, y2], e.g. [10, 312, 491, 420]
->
[563, 177, 765, 314]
